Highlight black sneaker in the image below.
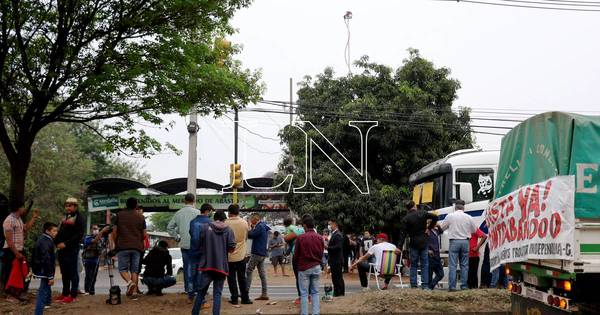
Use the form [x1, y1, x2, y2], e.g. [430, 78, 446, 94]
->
[228, 300, 239, 305]
[241, 300, 254, 305]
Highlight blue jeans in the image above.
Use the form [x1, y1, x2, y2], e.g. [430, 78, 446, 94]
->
[428, 255, 444, 289]
[448, 239, 469, 290]
[409, 247, 429, 289]
[117, 250, 141, 273]
[192, 271, 224, 315]
[181, 249, 198, 298]
[83, 260, 99, 294]
[34, 278, 51, 315]
[299, 265, 321, 315]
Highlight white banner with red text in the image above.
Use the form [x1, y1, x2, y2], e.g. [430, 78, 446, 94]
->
[485, 175, 575, 270]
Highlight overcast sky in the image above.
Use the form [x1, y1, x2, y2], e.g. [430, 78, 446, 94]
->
[125, 0, 600, 186]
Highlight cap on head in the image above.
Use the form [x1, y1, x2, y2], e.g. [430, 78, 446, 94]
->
[376, 233, 389, 242]
[65, 197, 79, 206]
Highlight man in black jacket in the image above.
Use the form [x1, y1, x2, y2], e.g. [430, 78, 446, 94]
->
[54, 197, 85, 303]
[398, 201, 438, 289]
[327, 219, 345, 297]
[141, 241, 176, 295]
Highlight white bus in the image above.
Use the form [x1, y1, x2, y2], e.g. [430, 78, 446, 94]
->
[409, 149, 500, 254]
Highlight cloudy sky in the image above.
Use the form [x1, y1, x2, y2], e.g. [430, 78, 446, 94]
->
[126, 0, 600, 186]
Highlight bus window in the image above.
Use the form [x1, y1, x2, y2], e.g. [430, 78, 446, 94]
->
[455, 169, 494, 202]
[412, 175, 449, 209]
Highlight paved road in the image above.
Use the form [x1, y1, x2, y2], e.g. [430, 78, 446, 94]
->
[32, 268, 363, 300]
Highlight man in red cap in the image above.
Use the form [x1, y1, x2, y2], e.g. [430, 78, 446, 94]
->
[350, 233, 400, 290]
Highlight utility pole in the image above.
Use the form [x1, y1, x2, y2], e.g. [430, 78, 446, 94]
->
[187, 108, 199, 194]
[233, 106, 239, 204]
[289, 78, 293, 125]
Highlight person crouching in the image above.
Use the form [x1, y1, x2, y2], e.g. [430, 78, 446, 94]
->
[141, 241, 176, 296]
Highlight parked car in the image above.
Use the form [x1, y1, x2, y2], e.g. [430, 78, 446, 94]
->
[140, 248, 184, 278]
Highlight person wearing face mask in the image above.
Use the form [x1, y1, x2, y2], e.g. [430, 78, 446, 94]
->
[82, 224, 102, 295]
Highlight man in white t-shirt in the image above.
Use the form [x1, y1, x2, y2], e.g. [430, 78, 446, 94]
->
[439, 199, 478, 291]
[350, 233, 399, 290]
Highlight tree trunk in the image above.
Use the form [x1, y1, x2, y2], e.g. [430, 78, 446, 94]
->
[7, 140, 33, 210]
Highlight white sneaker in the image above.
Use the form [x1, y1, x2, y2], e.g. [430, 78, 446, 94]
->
[361, 287, 371, 292]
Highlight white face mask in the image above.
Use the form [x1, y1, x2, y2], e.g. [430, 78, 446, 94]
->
[92, 229, 99, 236]
[327, 224, 332, 231]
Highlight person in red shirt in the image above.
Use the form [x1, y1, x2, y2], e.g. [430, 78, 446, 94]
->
[293, 215, 324, 315]
[468, 228, 488, 289]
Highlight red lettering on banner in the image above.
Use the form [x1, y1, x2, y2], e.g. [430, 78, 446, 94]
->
[529, 185, 541, 218]
[518, 187, 531, 215]
[528, 218, 538, 240]
[541, 180, 552, 211]
[550, 212, 561, 238]
[508, 217, 517, 242]
[538, 218, 548, 238]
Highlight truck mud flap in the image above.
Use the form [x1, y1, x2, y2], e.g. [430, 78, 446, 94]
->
[511, 294, 570, 315]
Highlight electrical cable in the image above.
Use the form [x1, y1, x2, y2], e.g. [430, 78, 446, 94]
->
[434, 0, 600, 11]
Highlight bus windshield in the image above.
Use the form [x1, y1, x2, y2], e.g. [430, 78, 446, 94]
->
[412, 174, 450, 210]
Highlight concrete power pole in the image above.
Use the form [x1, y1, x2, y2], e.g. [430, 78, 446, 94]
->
[187, 109, 199, 194]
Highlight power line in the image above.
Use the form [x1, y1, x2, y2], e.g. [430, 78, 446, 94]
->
[434, 0, 600, 11]
[500, 0, 600, 7]
[223, 115, 280, 141]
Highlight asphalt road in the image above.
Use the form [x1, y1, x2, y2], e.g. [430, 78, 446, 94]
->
[31, 268, 363, 300]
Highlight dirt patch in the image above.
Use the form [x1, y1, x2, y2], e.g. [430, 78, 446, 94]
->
[0, 288, 510, 315]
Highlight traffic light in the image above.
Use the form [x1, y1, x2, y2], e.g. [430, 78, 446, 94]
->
[230, 163, 243, 188]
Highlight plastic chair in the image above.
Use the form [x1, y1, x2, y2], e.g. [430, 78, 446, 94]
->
[368, 250, 402, 289]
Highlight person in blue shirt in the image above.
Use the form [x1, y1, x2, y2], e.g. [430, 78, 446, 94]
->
[189, 203, 213, 308]
[246, 212, 271, 300]
[82, 225, 103, 295]
[427, 221, 444, 290]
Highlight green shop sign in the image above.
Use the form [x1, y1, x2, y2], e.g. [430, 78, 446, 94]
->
[88, 194, 286, 212]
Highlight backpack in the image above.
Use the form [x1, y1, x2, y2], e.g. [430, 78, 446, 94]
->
[82, 237, 100, 260]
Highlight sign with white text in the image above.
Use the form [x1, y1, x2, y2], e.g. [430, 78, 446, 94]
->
[486, 176, 575, 270]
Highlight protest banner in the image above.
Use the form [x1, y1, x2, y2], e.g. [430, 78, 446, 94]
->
[486, 175, 575, 270]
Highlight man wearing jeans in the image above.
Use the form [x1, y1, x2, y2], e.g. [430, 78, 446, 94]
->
[113, 197, 146, 298]
[440, 200, 478, 291]
[225, 204, 252, 305]
[192, 210, 236, 315]
[167, 193, 200, 302]
[246, 213, 270, 300]
[293, 215, 324, 315]
[398, 201, 438, 289]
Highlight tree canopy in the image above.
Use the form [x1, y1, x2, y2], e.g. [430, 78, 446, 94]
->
[0, 0, 262, 208]
[280, 50, 473, 235]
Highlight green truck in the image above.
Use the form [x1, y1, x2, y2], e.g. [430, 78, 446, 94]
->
[491, 112, 600, 314]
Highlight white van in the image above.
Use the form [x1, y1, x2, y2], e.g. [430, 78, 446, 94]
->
[409, 149, 500, 254]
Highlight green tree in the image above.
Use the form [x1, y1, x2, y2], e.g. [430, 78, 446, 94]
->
[0, 0, 262, 208]
[150, 212, 174, 232]
[280, 50, 473, 235]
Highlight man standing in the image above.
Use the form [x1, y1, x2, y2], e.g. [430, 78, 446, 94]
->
[440, 200, 478, 291]
[293, 215, 324, 315]
[468, 227, 488, 289]
[427, 222, 444, 290]
[224, 204, 252, 305]
[246, 213, 270, 300]
[283, 216, 305, 304]
[399, 201, 438, 289]
[326, 219, 345, 296]
[351, 233, 399, 290]
[55, 197, 85, 303]
[189, 203, 213, 308]
[112, 197, 146, 298]
[269, 231, 286, 276]
[2, 204, 38, 301]
[192, 210, 236, 315]
[82, 225, 102, 295]
[167, 193, 200, 302]
[141, 241, 177, 295]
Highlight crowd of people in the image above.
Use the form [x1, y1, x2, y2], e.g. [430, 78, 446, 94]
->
[0, 194, 508, 315]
